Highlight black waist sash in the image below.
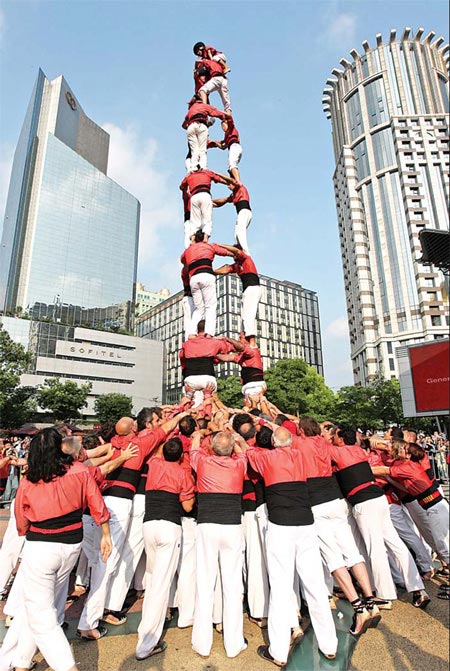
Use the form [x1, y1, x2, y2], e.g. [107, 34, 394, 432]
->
[189, 257, 214, 276]
[184, 356, 215, 377]
[197, 492, 242, 524]
[144, 490, 183, 525]
[235, 200, 251, 213]
[27, 508, 83, 544]
[265, 481, 313, 526]
[241, 366, 264, 385]
[308, 475, 343, 507]
[190, 185, 211, 197]
[103, 465, 141, 500]
[241, 273, 260, 291]
[416, 482, 443, 510]
[254, 480, 266, 508]
[189, 113, 208, 125]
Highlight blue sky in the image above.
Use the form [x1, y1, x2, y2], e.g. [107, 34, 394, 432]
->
[0, 0, 448, 389]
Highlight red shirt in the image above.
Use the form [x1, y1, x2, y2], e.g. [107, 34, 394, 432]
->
[247, 445, 308, 487]
[190, 449, 246, 494]
[223, 116, 240, 148]
[180, 335, 232, 377]
[201, 57, 226, 78]
[145, 457, 195, 501]
[233, 344, 263, 371]
[230, 184, 250, 206]
[180, 241, 230, 279]
[184, 102, 225, 127]
[15, 461, 110, 538]
[178, 434, 193, 471]
[292, 435, 343, 506]
[180, 169, 224, 197]
[229, 251, 258, 276]
[389, 459, 436, 498]
[328, 443, 383, 505]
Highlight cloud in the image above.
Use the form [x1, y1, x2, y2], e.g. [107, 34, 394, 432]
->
[324, 316, 349, 340]
[102, 123, 180, 283]
[320, 8, 358, 49]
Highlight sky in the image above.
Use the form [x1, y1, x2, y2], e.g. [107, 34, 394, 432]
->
[0, 0, 448, 390]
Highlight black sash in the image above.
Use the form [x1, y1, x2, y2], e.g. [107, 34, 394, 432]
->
[184, 356, 215, 377]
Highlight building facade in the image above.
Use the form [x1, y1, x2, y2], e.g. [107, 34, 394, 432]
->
[322, 28, 449, 385]
[0, 69, 140, 331]
[135, 283, 170, 318]
[1, 316, 164, 418]
[136, 274, 323, 403]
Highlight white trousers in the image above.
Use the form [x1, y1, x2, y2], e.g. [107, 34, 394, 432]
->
[243, 511, 269, 619]
[190, 272, 217, 336]
[389, 503, 433, 573]
[0, 499, 24, 592]
[199, 76, 231, 111]
[182, 295, 195, 340]
[78, 496, 132, 630]
[187, 122, 208, 171]
[0, 541, 80, 671]
[266, 522, 337, 664]
[190, 192, 213, 237]
[241, 285, 261, 337]
[184, 375, 217, 408]
[192, 523, 245, 658]
[228, 143, 242, 171]
[136, 520, 181, 658]
[312, 498, 364, 573]
[134, 550, 147, 591]
[106, 493, 145, 612]
[242, 381, 267, 398]
[427, 499, 449, 564]
[172, 516, 198, 627]
[405, 500, 438, 554]
[184, 219, 195, 248]
[234, 208, 252, 253]
[75, 550, 90, 588]
[352, 496, 423, 599]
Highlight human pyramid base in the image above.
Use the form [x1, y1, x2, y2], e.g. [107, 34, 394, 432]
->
[0, 42, 449, 671]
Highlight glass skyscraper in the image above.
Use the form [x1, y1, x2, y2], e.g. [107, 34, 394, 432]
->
[0, 69, 140, 331]
[322, 28, 449, 385]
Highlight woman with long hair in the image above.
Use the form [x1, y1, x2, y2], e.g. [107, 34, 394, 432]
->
[0, 427, 111, 671]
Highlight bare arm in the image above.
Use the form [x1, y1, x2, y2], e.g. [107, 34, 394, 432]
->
[213, 197, 231, 208]
[85, 443, 111, 459]
[215, 243, 240, 256]
[224, 336, 245, 352]
[371, 466, 390, 476]
[216, 353, 238, 362]
[98, 444, 139, 476]
[214, 264, 233, 276]
[182, 497, 195, 513]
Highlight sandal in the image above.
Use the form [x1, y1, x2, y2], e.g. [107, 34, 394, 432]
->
[437, 591, 450, 600]
[77, 625, 108, 640]
[435, 567, 450, 577]
[257, 645, 286, 667]
[101, 611, 127, 626]
[136, 641, 167, 660]
[248, 616, 268, 629]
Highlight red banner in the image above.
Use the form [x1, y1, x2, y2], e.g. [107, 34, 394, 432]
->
[409, 341, 449, 413]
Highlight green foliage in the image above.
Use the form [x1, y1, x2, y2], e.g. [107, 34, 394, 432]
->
[1, 387, 38, 429]
[0, 324, 33, 410]
[334, 375, 404, 429]
[94, 393, 133, 424]
[217, 376, 243, 408]
[38, 378, 92, 420]
[265, 358, 335, 420]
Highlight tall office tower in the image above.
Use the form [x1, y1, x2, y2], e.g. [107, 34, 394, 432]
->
[0, 69, 140, 331]
[322, 28, 449, 385]
[136, 273, 323, 403]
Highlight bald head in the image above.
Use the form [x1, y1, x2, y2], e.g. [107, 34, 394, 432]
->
[273, 427, 292, 448]
[115, 417, 135, 437]
[212, 431, 234, 457]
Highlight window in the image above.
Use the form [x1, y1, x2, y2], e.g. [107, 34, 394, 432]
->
[372, 128, 396, 171]
[431, 315, 441, 326]
[353, 139, 370, 180]
[389, 359, 395, 371]
[365, 77, 389, 127]
[346, 90, 364, 141]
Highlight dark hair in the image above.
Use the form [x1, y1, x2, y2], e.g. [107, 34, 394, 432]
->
[197, 319, 205, 333]
[407, 442, 425, 462]
[275, 414, 289, 426]
[82, 433, 100, 450]
[193, 41, 205, 55]
[239, 423, 256, 440]
[298, 416, 321, 437]
[360, 438, 371, 451]
[194, 229, 205, 243]
[136, 407, 154, 432]
[26, 428, 73, 483]
[232, 414, 253, 432]
[179, 415, 196, 436]
[336, 426, 357, 446]
[163, 437, 183, 462]
[249, 408, 261, 417]
[390, 426, 404, 440]
[197, 417, 208, 430]
[256, 425, 273, 449]
[53, 422, 71, 437]
[100, 421, 116, 443]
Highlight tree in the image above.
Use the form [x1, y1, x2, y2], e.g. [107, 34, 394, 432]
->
[369, 376, 404, 427]
[38, 378, 92, 420]
[217, 376, 243, 408]
[265, 358, 336, 420]
[334, 385, 375, 428]
[1, 387, 38, 429]
[0, 324, 33, 411]
[94, 393, 133, 424]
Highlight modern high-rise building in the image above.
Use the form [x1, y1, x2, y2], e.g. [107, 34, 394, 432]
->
[135, 283, 170, 317]
[0, 69, 140, 331]
[136, 273, 323, 403]
[322, 28, 449, 385]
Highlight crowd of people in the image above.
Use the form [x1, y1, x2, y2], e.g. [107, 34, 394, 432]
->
[0, 41, 449, 671]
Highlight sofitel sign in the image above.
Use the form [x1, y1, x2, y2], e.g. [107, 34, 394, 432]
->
[69, 346, 123, 359]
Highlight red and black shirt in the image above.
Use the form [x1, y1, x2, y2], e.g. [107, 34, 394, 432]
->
[292, 435, 342, 506]
[229, 251, 259, 291]
[229, 183, 251, 213]
[180, 241, 230, 278]
[233, 344, 264, 385]
[180, 169, 224, 198]
[329, 443, 383, 506]
[144, 456, 195, 525]
[180, 335, 232, 378]
[389, 459, 443, 510]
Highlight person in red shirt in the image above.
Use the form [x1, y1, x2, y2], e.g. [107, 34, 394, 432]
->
[213, 182, 252, 253]
[182, 97, 228, 173]
[180, 168, 235, 240]
[182, 187, 192, 249]
[246, 426, 338, 666]
[0, 428, 111, 671]
[181, 263, 195, 340]
[193, 42, 230, 74]
[190, 430, 247, 659]
[136, 438, 195, 660]
[208, 115, 242, 182]
[216, 334, 266, 398]
[180, 231, 234, 336]
[197, 56, 231, 112]
[214, 244, 261, 343]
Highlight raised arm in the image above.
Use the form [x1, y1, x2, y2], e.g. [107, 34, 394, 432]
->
[214, 264, 234, 276]
[224, 336, 245, 352]
[215, 243, 241, 256]
[213, 197, 231, 208]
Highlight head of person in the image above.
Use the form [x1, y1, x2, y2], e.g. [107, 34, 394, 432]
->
[26, 428, 73, 484]
[407, 442, 425, 462]
[320, 421, 335, 442]
[255, 425, 273, 449]
[403, 428, 417, 443]
[232, 413, 254, 438]
[212, 431, 234, 457]
[115, 417, 136, 437]
[298, 416, 321, 437]
[360, 437, 371, 454]
[389, 426, 404, 440]
[197, 319, 206, 335]
[193, 41, 206, 57]
[179, 415, 197, 437]
[61, 435, 83, 458]
[333, 425, 357, 446]
[136, 406, 162, 432]
[53, 422, 72, 437]
[194, 229, 205, 244]
[197, 417, 209, 431]
[163, 437, 183, 462]
[274, 414, 289, 426]
[391, 439, 408, 460]
[272, 427, 293, 448]
[82, 433, 101, 451]
[100, 421, 116, 443]
[249, 408, 261, 417]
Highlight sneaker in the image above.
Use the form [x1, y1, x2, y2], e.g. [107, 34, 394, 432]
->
[349, 608, 371, 636]
[412, 590, 431, 609]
